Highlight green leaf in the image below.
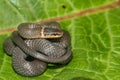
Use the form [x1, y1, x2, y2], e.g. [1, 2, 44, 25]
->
[0, 0, 120, 80]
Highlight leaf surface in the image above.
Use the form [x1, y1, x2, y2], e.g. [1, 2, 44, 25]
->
[0, 0, 120, 80]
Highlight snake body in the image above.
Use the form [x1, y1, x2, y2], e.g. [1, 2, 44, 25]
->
[3, 22, 72, 76]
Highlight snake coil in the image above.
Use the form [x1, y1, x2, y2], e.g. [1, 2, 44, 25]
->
[3, 22, 72, 77]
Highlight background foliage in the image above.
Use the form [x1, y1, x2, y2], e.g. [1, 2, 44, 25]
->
[0, 0, 120, 80]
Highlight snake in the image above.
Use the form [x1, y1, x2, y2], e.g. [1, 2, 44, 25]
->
[3, 22, 72, 77]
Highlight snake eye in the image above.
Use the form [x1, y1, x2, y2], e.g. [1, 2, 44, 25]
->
[43, 28, 63, 38]
[43, 32, 63, 38]
[52, 33, 61, 36]
[52, 33, 57, 36]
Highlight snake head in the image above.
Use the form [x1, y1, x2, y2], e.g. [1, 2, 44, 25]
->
[41, 27, 64, 38]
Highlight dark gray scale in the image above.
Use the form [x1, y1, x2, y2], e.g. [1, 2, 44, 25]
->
[12, 47, 47, 77]
[11, 31, 71, 63]
[3, 37, 47, 76]
[3, 37, 15, 55]
[49, 30, 71, 48]
[25, 38, 66, 58]
[18, 23, 42, 39]
[3, 22, 72, 77]
[41, 22, 61, 29]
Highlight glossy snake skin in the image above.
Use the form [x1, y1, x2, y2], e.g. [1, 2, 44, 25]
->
[3, 22, 72, 76]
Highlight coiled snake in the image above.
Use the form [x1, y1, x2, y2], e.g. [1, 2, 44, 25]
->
[3, 22, 72, 77]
